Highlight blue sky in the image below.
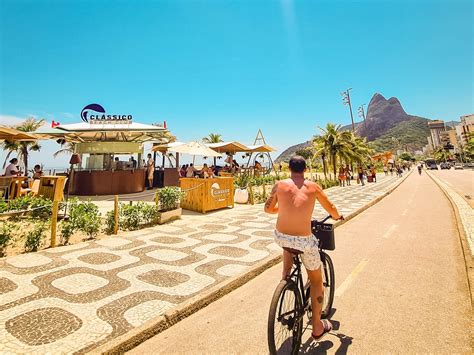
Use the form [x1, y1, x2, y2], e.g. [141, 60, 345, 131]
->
[0, 0, 472, 168]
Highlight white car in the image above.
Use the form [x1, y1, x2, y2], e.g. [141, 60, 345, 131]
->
[454, 163, 464, 170]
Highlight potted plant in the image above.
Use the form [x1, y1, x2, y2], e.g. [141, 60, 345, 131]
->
[234, 174, 250, 204]
[155, 187, 184, 224]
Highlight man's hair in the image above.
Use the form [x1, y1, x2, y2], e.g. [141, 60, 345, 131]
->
[289, 156, 306, 173]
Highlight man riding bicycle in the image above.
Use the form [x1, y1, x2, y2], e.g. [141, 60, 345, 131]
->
[264, 156, 343, 339]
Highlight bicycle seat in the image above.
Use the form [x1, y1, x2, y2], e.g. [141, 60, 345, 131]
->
[283, 247, 303, 255]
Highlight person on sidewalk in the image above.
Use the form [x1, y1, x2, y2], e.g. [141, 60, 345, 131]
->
[345, 167, 351, 186]
[264, 155, 343, 340]
[338, 166, 346, 187]
[357, 166, 365, 186]
[383, 165, 388, 176]
[146, 153, 154, 189]
[371, 166, 377, 183]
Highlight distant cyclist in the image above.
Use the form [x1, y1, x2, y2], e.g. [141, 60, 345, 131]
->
[264, 156, 343, 339]
[418, 163, 422, 175]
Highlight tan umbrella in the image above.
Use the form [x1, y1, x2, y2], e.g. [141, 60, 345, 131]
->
[205, 141, 249, 154]
[0, 126, 37, 141]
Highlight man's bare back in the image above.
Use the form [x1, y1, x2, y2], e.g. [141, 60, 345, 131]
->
[265, 177, 341, 236]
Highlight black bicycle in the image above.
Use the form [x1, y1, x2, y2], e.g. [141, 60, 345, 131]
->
[267, 215, 336, 355]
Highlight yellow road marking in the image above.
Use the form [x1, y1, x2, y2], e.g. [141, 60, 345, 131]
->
[382, 224, 398, 239]
[335, 258, 369, 298]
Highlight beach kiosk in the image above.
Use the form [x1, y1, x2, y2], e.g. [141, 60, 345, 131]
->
[167, 141, 235, 213]
[36, 120, 174, 196]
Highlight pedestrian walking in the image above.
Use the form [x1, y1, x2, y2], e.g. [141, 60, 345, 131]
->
[371, 166, 377, 183]
[345, 167, 352, 186]
[383, 165, 388, 176]
[338, 166, 346, 187]
[357, 166, 365, 186]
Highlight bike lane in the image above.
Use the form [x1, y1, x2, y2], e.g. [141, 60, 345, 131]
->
[129, 171, 471, 353]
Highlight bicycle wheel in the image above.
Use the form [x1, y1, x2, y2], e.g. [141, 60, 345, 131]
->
[268, 280, 303, 355]
[320, 251, 335, 318]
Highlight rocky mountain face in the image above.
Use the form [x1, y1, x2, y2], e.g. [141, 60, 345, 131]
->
[356, 93, 410, 140]
[275, 93, 431, 163]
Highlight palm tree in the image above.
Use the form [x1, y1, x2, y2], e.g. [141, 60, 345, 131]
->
[202, 133, 223, 165]
[433, 146, 450, 163]
[1, 117, 45, 173]
[312, 137, 328, 179]
[54, 142, 76, 158]
[317, 123, 350, 179]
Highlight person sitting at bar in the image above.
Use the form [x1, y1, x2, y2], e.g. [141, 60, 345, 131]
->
[4, 158, 20, 176]
[179, 164, 186, 177]
[130, 156, 137, 169]
[232, 159, 240, 173]
[32, 164, 43, 179]
[201, 163, 213, 179]
[186, 163, 198, 177]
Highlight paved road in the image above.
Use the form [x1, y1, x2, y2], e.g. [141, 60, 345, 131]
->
[0, 174, 403, 353]
[130, 172, 471, 353]
[430, 169, 474, 207]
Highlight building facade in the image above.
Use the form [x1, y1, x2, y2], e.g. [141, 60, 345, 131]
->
[427, 120, 445, 148]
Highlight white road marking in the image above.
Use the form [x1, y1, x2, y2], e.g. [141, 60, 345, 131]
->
[382, 224, 398, 239]
[402, 209, 408, 216]
[335, 258, 369, 298]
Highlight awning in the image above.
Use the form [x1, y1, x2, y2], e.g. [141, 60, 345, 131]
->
[33, 121, 175, 144]
[245, 144, 276, 153]
[205, 141, 249, 154]
[151, 141, 186, 153]
[0, 125, 38, 141]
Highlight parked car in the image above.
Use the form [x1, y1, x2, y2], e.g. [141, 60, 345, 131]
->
[454, 163, 464, 170]
[440, 162, 450, 170]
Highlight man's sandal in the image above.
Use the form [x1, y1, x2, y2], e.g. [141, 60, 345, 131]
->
[312, 319, 333, 340]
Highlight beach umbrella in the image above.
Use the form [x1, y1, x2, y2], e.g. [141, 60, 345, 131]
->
[0, 126, 37, 141]
[167, 141, 222, 157]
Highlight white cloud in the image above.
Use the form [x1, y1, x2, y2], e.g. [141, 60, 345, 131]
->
[0, 115, 26, 127]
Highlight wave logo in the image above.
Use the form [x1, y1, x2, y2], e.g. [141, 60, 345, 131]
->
[81, 104, 106, 123]
[211, 183, 229, 201]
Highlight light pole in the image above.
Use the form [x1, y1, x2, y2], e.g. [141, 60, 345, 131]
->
[358, 104, 366, 128]
[341, 88, 355, 131]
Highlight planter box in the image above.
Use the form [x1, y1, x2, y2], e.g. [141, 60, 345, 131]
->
[158, 208, 182, 224]
[234, 188, 249, 204]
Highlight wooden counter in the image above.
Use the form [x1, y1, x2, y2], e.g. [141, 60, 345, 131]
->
[180, 177, 234, 213]
[71, 169, 146, 196]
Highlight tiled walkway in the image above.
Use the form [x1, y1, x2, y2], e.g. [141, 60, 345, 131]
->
[0, 173, 407, 353]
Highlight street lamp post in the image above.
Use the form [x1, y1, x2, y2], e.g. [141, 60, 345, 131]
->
[341, 88, 355, 131]
[358, 104, 366, 128]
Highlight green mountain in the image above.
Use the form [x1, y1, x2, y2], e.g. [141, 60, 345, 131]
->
[369, 116, 430, 152]
[275, 93, 434, 163]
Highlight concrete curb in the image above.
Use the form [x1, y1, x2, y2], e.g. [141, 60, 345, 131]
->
[426, 170, 473, 307]
[94, 172, 411, 354]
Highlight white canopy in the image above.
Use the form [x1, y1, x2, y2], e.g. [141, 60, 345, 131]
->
[167, 141, 222, 157]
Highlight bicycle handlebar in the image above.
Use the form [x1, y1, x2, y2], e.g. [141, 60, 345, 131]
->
[315, 214, 344, 223]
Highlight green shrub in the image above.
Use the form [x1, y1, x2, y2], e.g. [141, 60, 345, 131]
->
[60, 221, 74, 245]
[140, 202, 159, 225]
[24, 223, 45, 252]
[0, 198, 8, 214]
[8, 195, 32, 211]
[0, 222, 13, 257]
[156, 187, 184, 212]
[119, 203, 141, 231]
[30, 196, 53, 218]
[68, 198, 101, 239]
[234, 174, 251, 189]
[104, 210, 116, 235]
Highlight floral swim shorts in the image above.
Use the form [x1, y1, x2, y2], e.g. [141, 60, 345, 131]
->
[274, 230, 321, 271]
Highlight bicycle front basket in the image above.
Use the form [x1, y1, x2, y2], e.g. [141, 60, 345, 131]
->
[311, 221, 335, 250]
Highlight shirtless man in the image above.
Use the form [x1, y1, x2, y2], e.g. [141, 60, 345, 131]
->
[264, 156, 343, 340]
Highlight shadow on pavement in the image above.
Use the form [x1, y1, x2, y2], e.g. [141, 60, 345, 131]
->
[299, 317, 354, 354]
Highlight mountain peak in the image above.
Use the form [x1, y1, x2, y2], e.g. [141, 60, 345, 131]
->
[357, 93, 409, 140]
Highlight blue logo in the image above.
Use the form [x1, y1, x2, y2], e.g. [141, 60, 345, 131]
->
[80, 104, 132, 123]
[81, 104, 105, 123]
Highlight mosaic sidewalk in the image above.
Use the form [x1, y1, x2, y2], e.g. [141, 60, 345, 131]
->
[0, 173, 406, 354]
